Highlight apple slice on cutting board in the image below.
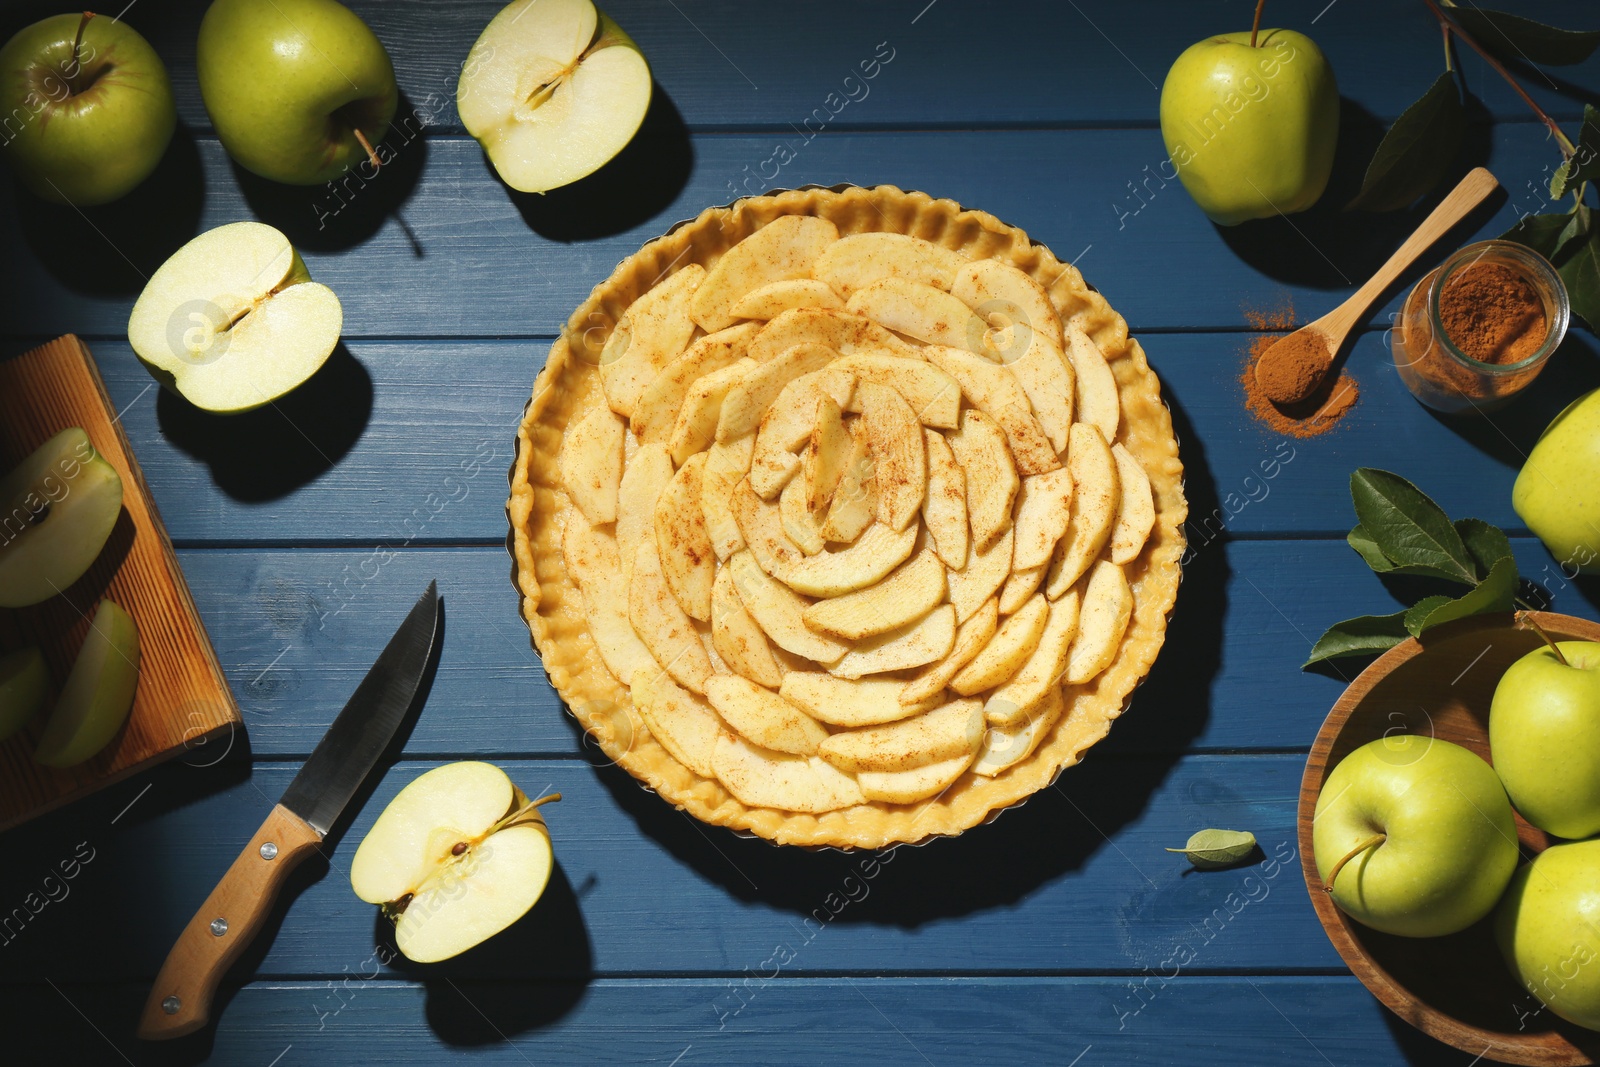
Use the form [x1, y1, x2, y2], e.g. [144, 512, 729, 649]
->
[351, 762, 560, 963]
[0, 427, 124, 608]
[34, 599, 141, 768]
[127, 222, 342, 414]
[0, 647, 49, 744]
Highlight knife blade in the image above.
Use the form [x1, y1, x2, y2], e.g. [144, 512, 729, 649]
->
[137, 582, 441, 1041]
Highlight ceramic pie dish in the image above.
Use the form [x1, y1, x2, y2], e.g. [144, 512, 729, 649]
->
[508, 184, 1185, 848]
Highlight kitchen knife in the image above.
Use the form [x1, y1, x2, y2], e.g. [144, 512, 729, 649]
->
[136, 581, 441, 1040]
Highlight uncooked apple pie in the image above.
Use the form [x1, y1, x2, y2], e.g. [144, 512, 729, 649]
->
[509, 186, 1185, 848]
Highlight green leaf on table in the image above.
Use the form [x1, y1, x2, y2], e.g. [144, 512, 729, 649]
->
[1402, 556, 1519, 637]
[1455, 517, 1514, 581]
[1555, 216, 1600, 332]
[1346, 72, 1465, 213]
[1165, 829, 1257, 870]
[1550, 107, 1600, 200]
[1347, 522, 1477, 581]
[1446, 8, 1600, 67]
[1348, 469, 1477, 584]
[1304, 611, 1412, 666]
[1503, 210, 1578, 260]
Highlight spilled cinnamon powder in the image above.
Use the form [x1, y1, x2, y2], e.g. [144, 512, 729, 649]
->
[1240, 301, 1358, 437]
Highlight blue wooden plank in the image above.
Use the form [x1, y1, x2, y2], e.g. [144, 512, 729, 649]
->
[0, 123, 1580, 340]
[0, 755, 1337, 979]
[2, 976, 1468, 1065]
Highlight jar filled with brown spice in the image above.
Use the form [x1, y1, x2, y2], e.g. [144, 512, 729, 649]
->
[1392, 240, 1568, 414]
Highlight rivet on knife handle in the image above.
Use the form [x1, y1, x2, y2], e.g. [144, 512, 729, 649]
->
[136, 804, 322, 1040]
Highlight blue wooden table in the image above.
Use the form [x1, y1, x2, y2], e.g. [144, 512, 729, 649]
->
[4, 1, 1600, 1063]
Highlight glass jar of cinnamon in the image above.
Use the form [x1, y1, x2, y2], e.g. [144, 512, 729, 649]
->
[1391, 240, 1568, 414]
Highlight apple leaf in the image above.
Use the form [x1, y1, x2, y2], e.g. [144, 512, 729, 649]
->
[1455, 517, 1514, 581]
[1550, 106, 1600, 200]
[1556, 216, 1600, 333]
[1348, 469, 1477, 584]
[1402, 556, 1519, 637]
[1446, 8, 1600, 67]
[1503, 210, 1578, 260]
[1347, 522, 1476, 582]
[1346, 72, 1465, 213]
[1164, 829, 1257, 870]
[1304, 611, 1412, 666]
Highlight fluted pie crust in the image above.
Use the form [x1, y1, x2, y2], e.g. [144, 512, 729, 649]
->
[508, 185, 1185, 849]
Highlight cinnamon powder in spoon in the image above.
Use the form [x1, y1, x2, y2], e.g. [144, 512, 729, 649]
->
[1240, 303, 1359, 437]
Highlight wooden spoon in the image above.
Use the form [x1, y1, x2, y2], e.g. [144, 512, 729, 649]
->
[1254, 167, 1501, 406]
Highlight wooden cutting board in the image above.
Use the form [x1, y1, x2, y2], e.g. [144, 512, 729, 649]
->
[0, 336, 241, 832]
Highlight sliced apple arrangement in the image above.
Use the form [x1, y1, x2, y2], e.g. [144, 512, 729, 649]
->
[351, 762, 560, 963]
[553, 218, 1163, 817]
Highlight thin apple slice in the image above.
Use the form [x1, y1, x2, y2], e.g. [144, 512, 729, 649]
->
[950, 258, 1066, 351]
[901, 598, 999, 705]
[985, 591, 1081, 726]
[951, 593, 1049, 695]
[730, 278, 842, 319]
[667, 357, 760, 464]
[922, 344, 1059, 476]
[999, 563, 1048, 615]
[802, 543, 945, 640]
[819, 421, 876, 543]
[616, 442, 675, 582]
[712, 732, 865, 813]
[813, 232, 970, 297]
[733, 479, 806, 578]
[747, 307, 919, 363]
[559, 403, 626, 525]
[706, 675, 829, 756]
[0, 647, 48, 743]
[973, 686, 1065, 777]
[779, 476, 826, 555]
[748, 368, 855, 499]
[127, 221, 342, 413]
[858, 751, 976, 805]
[1005, 335, 1075, 454]
[1012, 467, 1075, 572]
[692, 215, 840, 333]
[779, 673, 938, 728]
[1065, 324, 1120, 446]
[632, 323, 758, 445]
[921, 430, 968, 570]
[628, 540, 714, 694]
[631, 669, 724, 779]
[727, 551, 847, 665]
[562, 517, 656, 686]
[855, 382, 927, 532]
[805, 393, 850, 511]
[947, 527, 1013, 624]
[945, 409, 1018, 553]
[33, 599, 140, 767]
[830, 604, 956, 680]
[599, 264, 704, 418]
[1109, 443, 1156, 565]
[1046, 423, 1120, 599]
[817, 697, 982, 773]
[0, 428, 124, 608]
[845, 278, 988, 354]
[654, 453, 715, 621]
[711, 566, 783, 687]
[1064, 560, 1133, 685]
[717, 343, 840, 444]
[701, 435, 755, 561]
[832, 352, 961, 429]
[776, 522, 918, 598]
[747, 449, 801, 502]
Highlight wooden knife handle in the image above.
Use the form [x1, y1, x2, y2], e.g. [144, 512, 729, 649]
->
[137, 803, 323, 1040]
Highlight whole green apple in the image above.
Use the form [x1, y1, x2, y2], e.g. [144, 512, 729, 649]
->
[0, 12, 176, 205]
[1491, 640, 1600, 840]
[1514, 388, 1600, 576]
[1313, 735, 1518, 937]
[1496, 840, 1600, 1032]
[1159, 28, 1338, 226]
[196, 0, 397, 185]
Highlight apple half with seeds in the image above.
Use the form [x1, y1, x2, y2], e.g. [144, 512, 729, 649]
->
[34, 598, 141, 768]
[0, 427, 124, 608]
[351, 761, 559, 963]
[127, 221, 342, 414]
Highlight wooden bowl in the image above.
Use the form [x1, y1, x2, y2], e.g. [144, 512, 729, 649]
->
[1298, 611, 1600, 1066]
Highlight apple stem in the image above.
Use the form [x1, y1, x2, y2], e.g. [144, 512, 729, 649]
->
[71, 11, 94, 84]
[1322, 832, 1386, 893]
[1520, 611, 1570, 666]
[1250, 0, 1266, 48]
[352, 128, 381, 170]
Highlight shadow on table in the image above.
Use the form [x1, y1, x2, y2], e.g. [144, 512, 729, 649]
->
[156, 343, 372, 501]
[584, 389, 1223, 925]
[511, 83, 693, 242]
[13, 123, 205, 297]
[1216, 97, 1501, 294]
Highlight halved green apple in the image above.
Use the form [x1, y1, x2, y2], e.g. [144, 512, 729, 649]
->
[0, 427, 124, 608]
[0, 647, 48, 743]
[457, 0, 652, 194]
[350, 761, 558, 963]
[34, 599, 141, 767]
[127, 221, 342, 414]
